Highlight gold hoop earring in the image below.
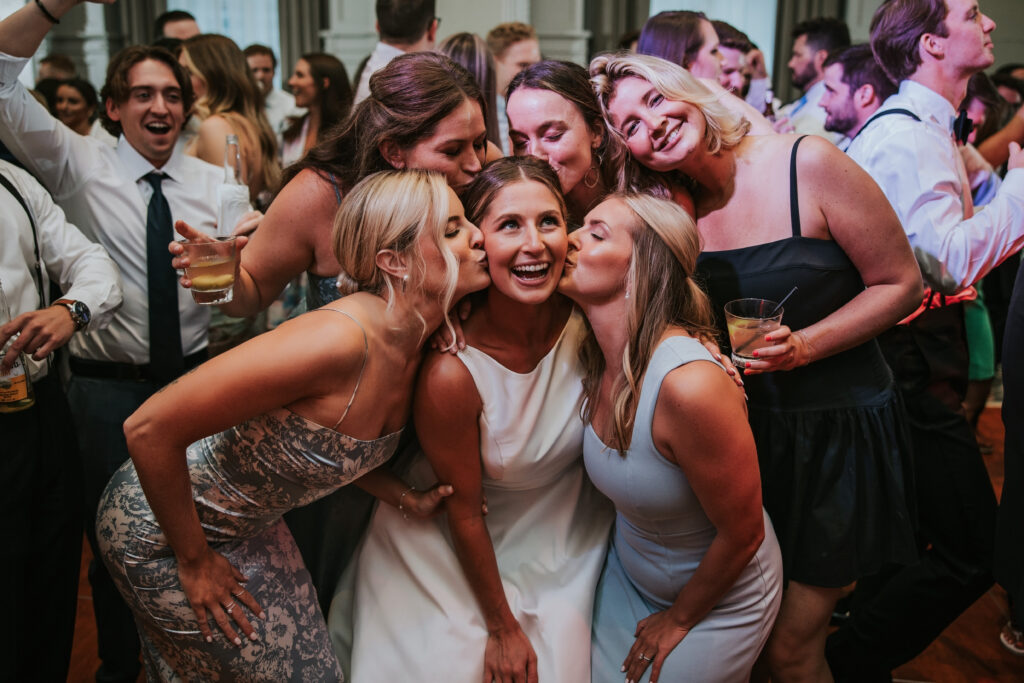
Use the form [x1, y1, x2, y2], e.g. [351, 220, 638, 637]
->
[583, 164, 599, 189]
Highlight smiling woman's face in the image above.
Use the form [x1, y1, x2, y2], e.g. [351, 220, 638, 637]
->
[506, 88, 602, 197]
[475, 179, 568, 305]
[605, 76, 705, 173]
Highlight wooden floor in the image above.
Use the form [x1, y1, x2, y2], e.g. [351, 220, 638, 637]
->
[66, 407, 1024, 682]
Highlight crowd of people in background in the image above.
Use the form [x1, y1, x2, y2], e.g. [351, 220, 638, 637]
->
[2, 0, 1023, 681]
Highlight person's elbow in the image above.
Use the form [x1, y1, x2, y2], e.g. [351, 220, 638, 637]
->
[123, 407, 163, 464]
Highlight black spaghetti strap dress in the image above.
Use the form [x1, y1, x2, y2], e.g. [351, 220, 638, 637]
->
[696, 136, 917, 587]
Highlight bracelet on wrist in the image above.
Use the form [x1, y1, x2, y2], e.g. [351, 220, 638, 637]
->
[35, 0, 60, 24]
[398, 486, 416, 520]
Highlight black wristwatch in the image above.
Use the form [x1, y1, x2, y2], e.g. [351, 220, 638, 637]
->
[53, 298, 90, 331]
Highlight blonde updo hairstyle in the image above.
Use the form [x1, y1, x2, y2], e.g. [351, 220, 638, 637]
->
[589, 52, 750, 157]
[332, 170, 459, 335]
[578, 193, 716, 453]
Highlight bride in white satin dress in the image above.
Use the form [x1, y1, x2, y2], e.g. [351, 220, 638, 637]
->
[329, 156, 614, 682]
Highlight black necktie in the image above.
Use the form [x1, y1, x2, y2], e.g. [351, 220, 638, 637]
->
[953, 110, 973, 145]
[144, 172, 184, 384]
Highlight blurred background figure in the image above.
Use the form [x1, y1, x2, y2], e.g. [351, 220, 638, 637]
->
[776, 17, 850, 144]
[245, 43, 306, 134]
[638, 11, 723, 82]
[154, 9, 200, 41]
[280, 53, 352, 168]
[712, 20, 753, 97]
[353, 0, 438, 105]
[179, 34, 280, 204]
[55, 77, 117, 146]
[486, 21, 541, 153]
[37, 52, 75, 81]
[438, 31, 503, 159]
[818, 44, 897, 145]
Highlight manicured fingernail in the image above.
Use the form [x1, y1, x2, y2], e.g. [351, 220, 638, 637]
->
[621, 666, 626, 673]
[206, 635, 212, 643]
[752, 350, 759, 357]
[249, 632, 259, 641]
[233, 636, 242, 646]
[765, 335, 772, 342]
[259, 611, 266, 620]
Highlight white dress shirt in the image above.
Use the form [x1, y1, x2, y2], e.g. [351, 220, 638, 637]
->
[353, 42, 405, 106]
[0, 159, 122, 379]
[264, 87, 305, 135]
[777, 80, 846, 146]
[847, 79, 1024, 295]
[0, 51, 222, 365]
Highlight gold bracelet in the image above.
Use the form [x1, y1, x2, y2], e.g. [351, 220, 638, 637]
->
[398, 486, 416, 520]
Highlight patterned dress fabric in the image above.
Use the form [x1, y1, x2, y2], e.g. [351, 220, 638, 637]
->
[96, 403, 401, 681]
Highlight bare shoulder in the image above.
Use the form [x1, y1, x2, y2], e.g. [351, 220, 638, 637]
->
[199, 115, 235, 137]
[419, 349, 478, 400]
[267, 304, 369, 378]
[259, 169, 339, 240]
[658, 358, 742, 416]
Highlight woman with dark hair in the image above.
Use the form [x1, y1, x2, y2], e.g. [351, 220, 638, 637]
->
[506, 60, 629, 225]
[179, 34, 280, 203]
[280, 53, 353, 167]
[438, 32, 503, 160]
[591, 52, 922, 682]
[560, 193, 782, 683]
[332, 156, 614, 681]
[637, 12, 774, 135]
[173, 50, 489, 606]
[54, 78, 96, 134]
[98, 170, 490, 681]
[639, 11, 721, 81]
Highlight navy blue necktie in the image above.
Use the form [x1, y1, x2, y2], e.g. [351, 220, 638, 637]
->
[144, 172, 184, 384]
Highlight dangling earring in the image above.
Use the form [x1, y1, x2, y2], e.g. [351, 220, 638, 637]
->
[583, 162, 600, 189]
[401, 274, 408, 293]
[624, 289, 630, 300]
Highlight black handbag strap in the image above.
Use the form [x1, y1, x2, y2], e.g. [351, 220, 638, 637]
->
[0, 170, 46, 309]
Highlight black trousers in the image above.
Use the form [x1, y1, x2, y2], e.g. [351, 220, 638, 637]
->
[826, 304, 998, 681]
[996, 258, 1024, 626]
[0, 375, 83, 683]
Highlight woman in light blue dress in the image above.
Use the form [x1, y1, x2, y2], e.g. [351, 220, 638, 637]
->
[559, 193, 783, 683]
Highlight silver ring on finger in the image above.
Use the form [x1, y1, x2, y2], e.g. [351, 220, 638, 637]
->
[232, 589, 244, 597]
[224, 600, 236, 614]
[639, 653, 652, 661]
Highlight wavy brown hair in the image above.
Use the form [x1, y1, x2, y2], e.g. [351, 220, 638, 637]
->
[283, 52, 484, 192]
[181, 34, 280, 196]
[578, 193, 716, 453]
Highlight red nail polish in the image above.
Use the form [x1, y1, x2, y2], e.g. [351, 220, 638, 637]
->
[752, 350, 759, 357]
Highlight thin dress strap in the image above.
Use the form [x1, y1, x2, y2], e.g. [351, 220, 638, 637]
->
[309, 307, 368, 429]
[789, 135, 808, 238]
[327, 172, 343, 205]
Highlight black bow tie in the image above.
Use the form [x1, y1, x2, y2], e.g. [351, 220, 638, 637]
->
[953, 110, 973, 145]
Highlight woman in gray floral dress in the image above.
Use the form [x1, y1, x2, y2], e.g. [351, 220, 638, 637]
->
[95, 170, 490, 681]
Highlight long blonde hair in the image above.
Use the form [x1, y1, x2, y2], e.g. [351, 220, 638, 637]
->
[579, 193, 716, 453]
[181, 34, 281, 198]
[331, 170, 459, 337]
[589, 52, 750, 157]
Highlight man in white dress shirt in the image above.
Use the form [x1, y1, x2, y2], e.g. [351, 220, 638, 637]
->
[818, 44, 897, 143]
[776, 17, 850, 145]
[244, 43, 305, 134]
[353, 0, 438, 106]
[0, 157, 122, 683]
[0, 3, 221, 681]
[828, 1, 1024, 680]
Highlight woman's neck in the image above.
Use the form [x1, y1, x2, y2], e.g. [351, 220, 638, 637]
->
[581, 297, 629, 378]
[678, 146, 737, 216]
[305, 106, 321, 150]
[565, 178, 607, 226]
[73, 119, 91, 136]
[477, 287, 570, 353]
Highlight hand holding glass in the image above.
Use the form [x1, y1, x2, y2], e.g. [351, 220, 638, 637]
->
[181, 237, 238, 305]
[724, 298, 783, 367]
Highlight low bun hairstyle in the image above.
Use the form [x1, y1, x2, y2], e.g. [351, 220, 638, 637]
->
[331, 170, 458, 333]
